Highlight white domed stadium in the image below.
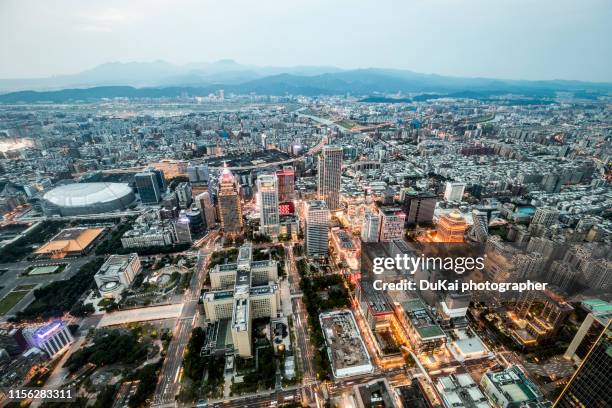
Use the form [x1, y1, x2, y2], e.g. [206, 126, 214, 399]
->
[42, 182, 135, 216]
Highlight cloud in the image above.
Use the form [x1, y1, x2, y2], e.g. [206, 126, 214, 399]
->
[74, 6, 141, 33]
[77, 24, 112, 33]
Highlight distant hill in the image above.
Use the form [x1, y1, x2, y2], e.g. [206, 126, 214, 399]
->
[0, 61, 610, 103]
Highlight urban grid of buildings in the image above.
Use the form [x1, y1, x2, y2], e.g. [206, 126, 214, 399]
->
[0, 90, 610, 408]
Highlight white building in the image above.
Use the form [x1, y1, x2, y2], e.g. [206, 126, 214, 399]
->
[361, 209, 381, 243]
[305, 200, 330, 257]
[257, 174, 280, 237]
[379, 208, 406, 242]
[94, 253, 141, 298]
[175, 182, 193, 209]
[174, 211, 192, 243]
[23, 320, 74, 359]
[444, 182, 466, 202]
[203, 243, 279, 357]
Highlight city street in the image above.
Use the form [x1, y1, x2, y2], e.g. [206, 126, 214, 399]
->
[152, 231, 218, 406]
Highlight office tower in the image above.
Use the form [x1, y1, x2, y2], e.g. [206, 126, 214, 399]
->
[187, 163, 210, 185]
[305, 200, 330, 257]
[175, 182, 192, 209]
[361, 209, 381, 243]
[174, 211, 192, 243]
[195, 191, 217, 229]
[555, 322, 611, 408]
[257, 174, 280, 237]
[317, 145, 343, 211]
[135, 171, 162, 204]
[151, 168, 166, 191]
[400, 190, 437, 226]
[379, 208, 406, 242]
[185, 206, 204, 233]
[217, 166, 243, 236]
[470, 209, 489, 243]
[277, 165, 295, 203]
[564, 299, 612, 364]
[531, 207, 559, 227]
[437, 211, 467, 243]
[443, 182, 466, 202]
[203, 243, 279, 357]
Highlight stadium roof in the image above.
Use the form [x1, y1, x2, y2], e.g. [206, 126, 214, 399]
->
[43, 182, 132, 207]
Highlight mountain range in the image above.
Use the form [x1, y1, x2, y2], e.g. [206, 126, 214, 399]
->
[0, 60, 610, 103]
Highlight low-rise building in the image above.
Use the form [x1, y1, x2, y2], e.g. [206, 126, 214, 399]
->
[22, 320, 74, 359]
[94, 253, 141, 298]
[319, 310, 373, 378]
[397, 298, 446, 353]
[480, 366, 548, 408]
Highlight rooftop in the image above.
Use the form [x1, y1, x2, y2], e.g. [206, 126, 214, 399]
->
[320, 310, 373, 377]
[35, 227, 105, 256]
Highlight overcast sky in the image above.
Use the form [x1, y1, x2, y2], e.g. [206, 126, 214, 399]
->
[1, 0, 611, 82]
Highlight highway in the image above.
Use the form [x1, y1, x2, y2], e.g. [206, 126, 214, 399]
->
[152, 231, 218, 407]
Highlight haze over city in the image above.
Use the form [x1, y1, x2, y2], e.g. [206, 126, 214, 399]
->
[1, 0, 612, 82]
[0, 2, 610, 408]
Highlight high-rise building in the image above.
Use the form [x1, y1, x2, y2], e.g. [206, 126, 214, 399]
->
[317, 146, 343, 211]
[555, 322, 611, 408]
[277, 166, 296, 203]
[379, 208, 406, 242]
[174, 211, 192, 243]
[305, 200, 330, 257]
[217, 166, 243, 236]
[361, 209, 381, 243]
[195, 191, 217, 230]
[443, 182, 466, 202]
[175, 182, 192, 209]
[187, 163, 210, 185]
[564, 299, 612, 364]
[203, 243, 279, 357]
[151, 168, 166, 192]
[400, 190, 437, 226]
[531, 207, 559, 227]
[257, 174, 280, 237]
[135, 171, 162, 204]
[437, 211, 467, 243]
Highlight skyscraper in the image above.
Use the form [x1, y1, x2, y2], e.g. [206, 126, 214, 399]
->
[217, 166, 243, 236]
[174, 211, 192, 243]
[443, 182, 466, 202]
[187, 163, 210, 185]
[187, 163, 210, 195]
[135, 171, 162, 204]
[400, 189, 437, 226]
[277, 165, 295, 203]
[361, 209, 381, 243]
[305, 200, 330, 257]
[175, 182, 193, 209]
[554, 322, 611, 408]
[257, 174, 280, 237]
[317, 145, 343, 211]
[195, 191, 217, 230]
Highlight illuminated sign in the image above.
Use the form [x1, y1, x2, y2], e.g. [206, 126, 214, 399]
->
[279, 202, 295, 215]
